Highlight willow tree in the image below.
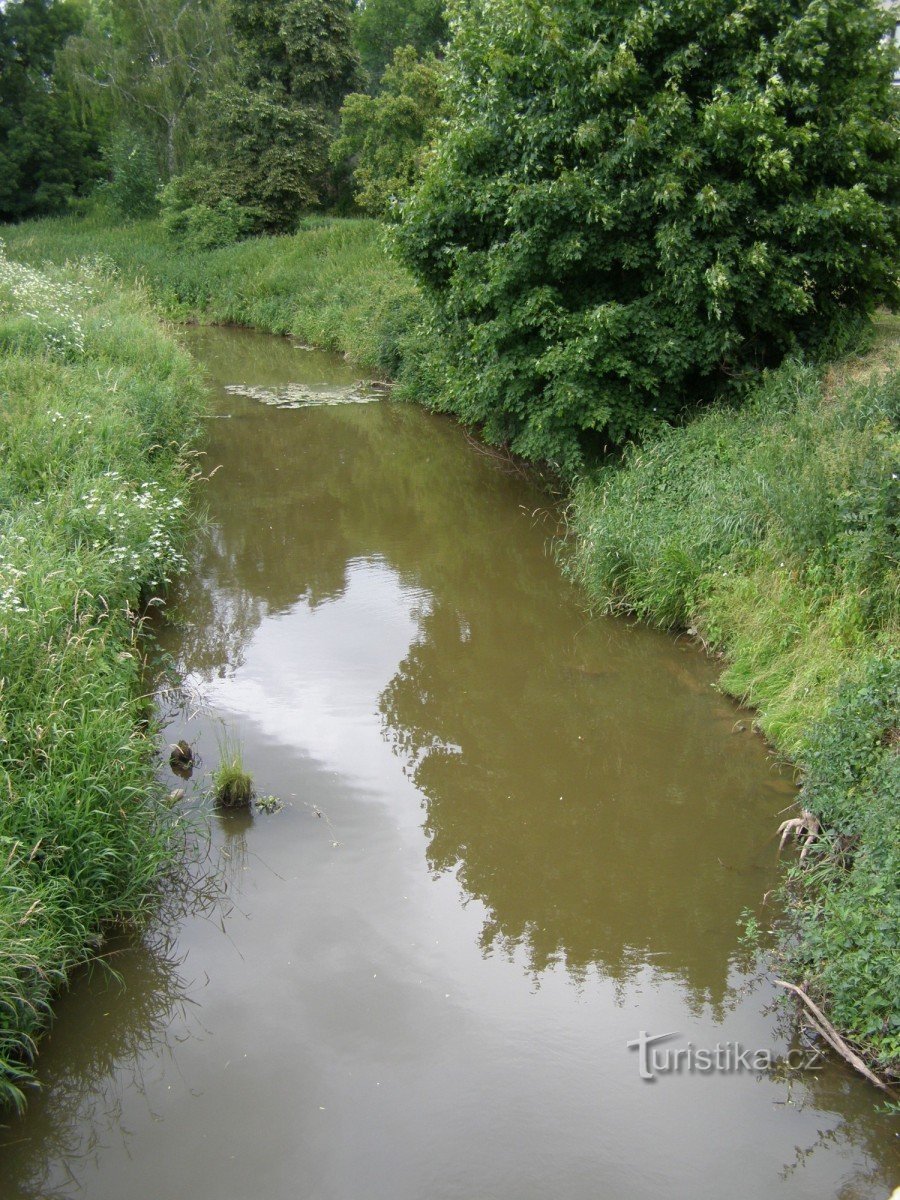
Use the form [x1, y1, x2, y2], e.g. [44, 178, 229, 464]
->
[60, 0, 232, 178]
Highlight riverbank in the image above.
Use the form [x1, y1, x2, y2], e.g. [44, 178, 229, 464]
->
[1, 215, 420, 377]
[566, 326, 900, 1081]
[0, 244, 204, 1108]
[3, 214, 897, 1087]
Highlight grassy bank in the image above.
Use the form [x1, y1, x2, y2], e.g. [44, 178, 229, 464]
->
[1, 215, 421, 377]
[3, 213, 896, 1085]
[0, 243, 204, 1109]
[566, 324, 899, 1078]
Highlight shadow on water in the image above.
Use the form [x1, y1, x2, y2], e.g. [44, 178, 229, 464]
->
[1, 326, 897, 1200]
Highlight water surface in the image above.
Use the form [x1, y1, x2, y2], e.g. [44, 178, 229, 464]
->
[1, 327, 897, 1199]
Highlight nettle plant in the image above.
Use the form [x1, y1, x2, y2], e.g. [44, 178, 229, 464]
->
[396, 0, 900, 471]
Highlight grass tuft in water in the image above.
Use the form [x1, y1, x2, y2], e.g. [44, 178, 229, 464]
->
[212, 739, 254, 808]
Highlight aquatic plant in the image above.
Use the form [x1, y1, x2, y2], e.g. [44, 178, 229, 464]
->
[212, 738, 254, 808]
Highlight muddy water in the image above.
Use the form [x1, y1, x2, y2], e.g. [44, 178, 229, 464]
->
[1, 327, 897, 1199]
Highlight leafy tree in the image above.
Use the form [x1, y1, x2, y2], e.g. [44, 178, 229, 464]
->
[0, 0, 102, 221]
[396, 0, 900, 472]
[332, 45, 444, 215]
[60, 0, 232, 179]
[352, 0, 446, 85]
[189, 0, 361, 230]
[232, 0, 360, 104]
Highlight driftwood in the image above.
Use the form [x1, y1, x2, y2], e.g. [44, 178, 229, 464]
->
[776, 809, 820, 860]
[774, 979, 895, 1094]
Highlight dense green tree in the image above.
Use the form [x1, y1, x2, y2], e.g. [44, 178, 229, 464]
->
[232, 0, 359, 104]
[0, 0, 102, 221]
[396, 0, 900, 472]
[352, 0, 446, 85]
[188, 0, 360, 230]
[332, 45, 444, 214]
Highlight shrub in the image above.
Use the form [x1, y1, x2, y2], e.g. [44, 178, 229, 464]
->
[100, 129, 161, 218]
[160, 174, 263, 250]
[395, 0, 900, 471]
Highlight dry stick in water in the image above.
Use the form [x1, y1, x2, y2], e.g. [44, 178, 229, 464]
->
[774, 979, 895, 1094]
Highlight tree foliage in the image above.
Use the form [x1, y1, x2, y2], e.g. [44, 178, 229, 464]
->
[60, 0, 232, 179]
[396, 0, 900, 471]
[352, 0, 447, 85]
[332, 45, 445, 215]
[186, 0, 360, 230]
[0, 0, 102, 221]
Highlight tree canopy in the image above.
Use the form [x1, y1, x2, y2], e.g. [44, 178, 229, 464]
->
[0, 0, 101, 221]
[332, 45, 445, 215]
[396, 0, 900, 471]
[60, 0, 232, 178]
[352, 0, 446, 85]
[179, 0, 360, 230]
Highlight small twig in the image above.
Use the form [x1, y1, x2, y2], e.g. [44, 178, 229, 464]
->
[774, 979, 895, 1094]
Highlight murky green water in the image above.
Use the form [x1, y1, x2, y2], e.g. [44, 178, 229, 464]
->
[1, 327, 897, 1199]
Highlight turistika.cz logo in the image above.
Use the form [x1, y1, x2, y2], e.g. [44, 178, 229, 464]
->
[627, 1031, 823, 1082]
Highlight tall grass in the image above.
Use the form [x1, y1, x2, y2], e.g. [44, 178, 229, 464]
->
[0, 244, 204, 1108]
[567, 323, 899, 1074]
[1, 214, 421, 376]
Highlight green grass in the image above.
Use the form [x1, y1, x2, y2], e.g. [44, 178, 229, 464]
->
[1, 214, 421, 376]
[566, 324, 899, 1075]
[212, 738, 253, 808]
[0, 245, 204, 1109]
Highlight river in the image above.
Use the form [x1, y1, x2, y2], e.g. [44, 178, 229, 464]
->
[1, 326, 896, 1199]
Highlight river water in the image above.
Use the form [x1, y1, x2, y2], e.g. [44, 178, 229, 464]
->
[1, 327, 896, 1199]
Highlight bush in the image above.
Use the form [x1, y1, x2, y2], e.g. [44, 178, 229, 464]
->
[160, 174, 263, 250]
[396, 0, 900, 472]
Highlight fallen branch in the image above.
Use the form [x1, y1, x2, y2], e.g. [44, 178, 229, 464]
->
[774, 979, 896, 1094]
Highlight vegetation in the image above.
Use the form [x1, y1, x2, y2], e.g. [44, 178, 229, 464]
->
[0, 0, 897, 1095]
[352, 0, 446, 85]
[0, 0, 102, 222]
[177, 0, 361, 231]
[59, 0, 232, 183]
[566, 323, 899, 1073]
[0, 243, 204, 1108]
[395, 0, 900, 473]
[212, 739, 254, 807]
[332, 46, 445, 216]
[1, 213, 421, 374]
